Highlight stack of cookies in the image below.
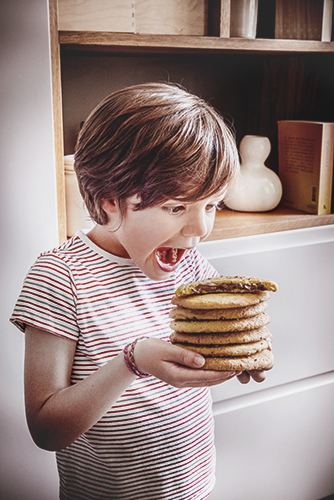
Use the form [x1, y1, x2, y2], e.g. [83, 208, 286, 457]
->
[169, 276, 277, 371]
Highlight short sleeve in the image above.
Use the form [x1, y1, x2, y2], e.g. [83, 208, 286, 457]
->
[10, 253, 79, 341]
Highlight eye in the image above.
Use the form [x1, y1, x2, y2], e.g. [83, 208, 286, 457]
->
[162, 205, 185, 214]
[205, 204, 218, 213]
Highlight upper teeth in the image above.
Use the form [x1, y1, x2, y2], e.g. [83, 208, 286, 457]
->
[171, 248, 178, 263]
[157, 248, 179, 264]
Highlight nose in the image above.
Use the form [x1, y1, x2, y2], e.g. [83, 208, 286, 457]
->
[182, 210, 209, 238]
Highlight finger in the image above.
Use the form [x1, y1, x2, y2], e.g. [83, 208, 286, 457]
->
[266, 335, 273, 351]
[168, 343, 207, 369]
[248, 370, 267, 383]
[237, 371, 251, 384]
[181, 369, 239, 387]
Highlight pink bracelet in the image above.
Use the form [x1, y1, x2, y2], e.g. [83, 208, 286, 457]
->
[123, 337, 150, 378]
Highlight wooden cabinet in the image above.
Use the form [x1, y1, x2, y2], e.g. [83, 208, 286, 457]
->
[47, 5, 334, 498]
[199, 221, 334, 499]
[49, 0, 334, 243]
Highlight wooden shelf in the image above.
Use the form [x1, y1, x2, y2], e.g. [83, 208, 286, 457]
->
[59, 31, 334, 55]
[55, 21, 334, 242]
[207, 208, 334, 240]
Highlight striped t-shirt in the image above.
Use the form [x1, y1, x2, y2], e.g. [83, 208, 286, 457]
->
[11, 230, 218, 500]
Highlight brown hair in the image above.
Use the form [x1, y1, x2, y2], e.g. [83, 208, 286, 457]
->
[74, 82, 239, 225]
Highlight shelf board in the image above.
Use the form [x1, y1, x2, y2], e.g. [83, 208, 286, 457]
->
[57, 27, 334, 242]
[59, 31, 334, 55]
[207, 208, 334, 240]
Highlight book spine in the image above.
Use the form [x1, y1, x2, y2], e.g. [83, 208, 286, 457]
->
[275, 0, 325, 40]
[318, 123, 334, 215]
[321, 0, 333, 41]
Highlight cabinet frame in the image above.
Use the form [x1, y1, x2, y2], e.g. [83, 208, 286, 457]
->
[49, 0, 334, 243]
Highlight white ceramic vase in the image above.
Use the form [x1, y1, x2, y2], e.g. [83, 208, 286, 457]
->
[224, 135, 283, 212]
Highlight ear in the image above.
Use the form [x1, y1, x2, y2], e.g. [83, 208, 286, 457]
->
[101, 199, 118, 215]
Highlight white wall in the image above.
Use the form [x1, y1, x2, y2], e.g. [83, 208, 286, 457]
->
[1, 3, 334, 500]
[0, 1, 59, 498]
[199, 228, 334, 500]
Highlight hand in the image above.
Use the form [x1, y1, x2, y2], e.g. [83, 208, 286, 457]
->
[236, 362, 274, 384]
[237, 333, 274, 384]
[134, 338, 240, 388]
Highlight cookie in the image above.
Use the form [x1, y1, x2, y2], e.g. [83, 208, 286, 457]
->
[170, 312, 271, 334]
[174, 276, 278, 297]
[169, 326, 270, 345]
[202, 349, 274, 371]
[170, 275, 276, 372]
[172, 339, 268, 357]
[169, 301, 268, 321]
[171, 291, 270, 310]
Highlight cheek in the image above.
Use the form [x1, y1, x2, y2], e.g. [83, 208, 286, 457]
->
[125, 220, 164, 252]
[133, 212, 171, 237]
[203, 213, 215, 233]
[124, 208, 179, 252]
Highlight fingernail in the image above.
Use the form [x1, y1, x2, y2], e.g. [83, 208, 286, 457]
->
[194, 356, 205, 367]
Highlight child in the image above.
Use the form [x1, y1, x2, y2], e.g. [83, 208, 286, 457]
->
[11, 83, 270, 500]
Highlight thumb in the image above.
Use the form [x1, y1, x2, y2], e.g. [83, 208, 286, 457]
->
[171, 343, 206, 369]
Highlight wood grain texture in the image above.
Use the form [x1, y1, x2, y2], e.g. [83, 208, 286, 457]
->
[207, 208, 334, 240]
[58, 0, 134, 32]
[49, 0, 67, 243]
[54, 0, 334, 241]
[135, 0, 206, 35]
[59, 31, 334, 53]
[275, 0, 325, 40]
[58, 0, 206, 35]
[220, 0, 231, 38]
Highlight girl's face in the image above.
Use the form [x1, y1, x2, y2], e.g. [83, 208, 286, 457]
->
[89, 193, 224, 281]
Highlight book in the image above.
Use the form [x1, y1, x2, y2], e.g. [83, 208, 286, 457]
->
[275, 0, 333, 41]
[58, 0, 135, 32]
[135, 0, 206, 35]
[277, 120, 334, 215]
[58, 0, 206, 35]
[322, 0, 334, 41]
[230, 0, 259, 39]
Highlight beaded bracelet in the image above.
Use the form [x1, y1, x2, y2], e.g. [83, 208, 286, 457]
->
[123, 337, 150, 378]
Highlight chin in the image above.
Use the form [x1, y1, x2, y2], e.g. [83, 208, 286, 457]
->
[148, 270, 173, 282]
[143, 264, 174, 282]
[140, 254, 183, 281]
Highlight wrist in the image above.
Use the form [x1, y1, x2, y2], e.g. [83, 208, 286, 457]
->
[123, 338, 150, 378]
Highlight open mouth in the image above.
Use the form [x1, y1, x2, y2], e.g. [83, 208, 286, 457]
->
[156, 247, 187, 272]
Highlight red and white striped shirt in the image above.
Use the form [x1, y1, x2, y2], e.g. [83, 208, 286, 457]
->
[11, 231, 218, 500]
